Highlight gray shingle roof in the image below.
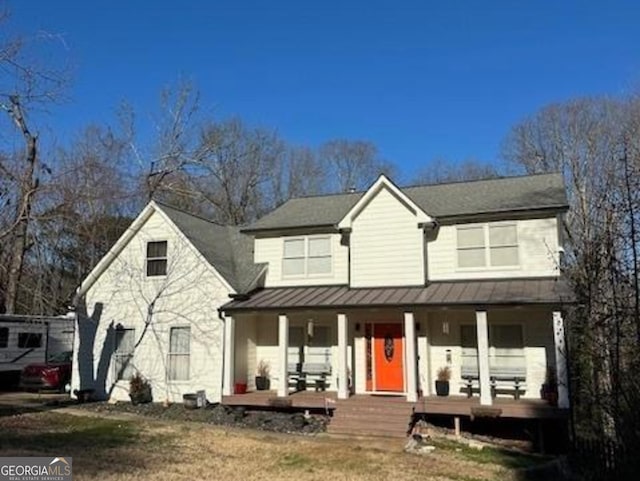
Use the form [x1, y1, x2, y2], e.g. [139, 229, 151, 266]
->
[156, 203, 265, 293]
[244, 173, 568, 232]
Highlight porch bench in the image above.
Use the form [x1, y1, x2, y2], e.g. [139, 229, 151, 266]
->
[461, 365, 480, 398]
[287, 362, 331, 391]
[490, 366, 526, 400]
[461, 365, 527, 400]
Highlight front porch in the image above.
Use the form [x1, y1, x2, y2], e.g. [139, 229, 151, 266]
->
[221, 280, 571, 415]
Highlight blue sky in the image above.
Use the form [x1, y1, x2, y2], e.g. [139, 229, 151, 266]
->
[8, 0, 640, 179]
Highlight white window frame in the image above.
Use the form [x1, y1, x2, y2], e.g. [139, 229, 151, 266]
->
[167, 326, 191, 382]
[282, 235, 333, 278]
[146, 240, 168, 277]
[114, 328, 135, 381]
[456, 222, 519, 270]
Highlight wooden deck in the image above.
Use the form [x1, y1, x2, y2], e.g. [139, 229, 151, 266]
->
[222, 391, 568, 420]
[418, 395, 568, 419]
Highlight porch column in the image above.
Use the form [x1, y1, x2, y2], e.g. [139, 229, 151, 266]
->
[277, 314, 289, 397]
[337, 312, 349, 399]
[476, 310, 492, 406]
[553, 311, 569, 408]
[404, 311, 418, 403]
[222, 315, 235, 396]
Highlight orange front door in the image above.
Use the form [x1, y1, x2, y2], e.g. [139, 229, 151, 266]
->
[373, 323, 404, 392]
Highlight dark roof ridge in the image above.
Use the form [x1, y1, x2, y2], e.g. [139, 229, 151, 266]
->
[271, 171, 563, 202]
[153, 200, 237, 228]
[401, 171, 563, 190]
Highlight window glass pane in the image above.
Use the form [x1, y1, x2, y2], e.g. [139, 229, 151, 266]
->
[489, 225, 517, 246]
[115, 329, 135, 353]
[147, 241, 167, 258]
[311, 326, 331, 347]
[0, 328, 8, 348]
[288, 326, 305, 364]
[147, 259, 167, 276]
[490, 246, 519, 266]
[283, 258, 304, 276]
[114, 355, 134, 380]
[458, 248, 485, 268]
[457, 226, 485, 248]
[18, 333, 42, 348]
[491, 325, 523, 349]
[288, 326, 305, 347]
[170, 327, 190, 353]
[283, 239, 304, 257]
[168, 354, 189, 381]
[308, 256, 331, 274]
[308, 237, 330, 256]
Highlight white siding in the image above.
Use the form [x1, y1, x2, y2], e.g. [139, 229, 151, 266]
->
[255, 234, 348, 287]
[427, 217, 560, 280]
[350, 187, 424, 287]
[424, 309, 553, 400]
[71, 209, 229, 404]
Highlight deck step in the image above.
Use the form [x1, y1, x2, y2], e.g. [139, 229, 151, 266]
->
[326, 398, 414, 438]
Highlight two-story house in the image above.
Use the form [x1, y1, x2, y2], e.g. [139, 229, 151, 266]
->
[71, 173, 571, 436]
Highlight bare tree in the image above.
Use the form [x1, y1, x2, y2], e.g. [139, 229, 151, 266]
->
[320, 139, 395, 192]
[188, 118, 285, 224]
[0, 8, 69, 313]
[414, 157, 502, 184]
[503, 95, 640, 471]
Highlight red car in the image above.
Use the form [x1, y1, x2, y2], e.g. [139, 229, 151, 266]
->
[20, 351, 72, 392]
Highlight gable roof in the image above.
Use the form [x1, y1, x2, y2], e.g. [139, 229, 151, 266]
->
[337, 174, 433, 229]
[76, 202, 265, 300]
[154, 203, 266, 293]
[244, 172, 568, 232]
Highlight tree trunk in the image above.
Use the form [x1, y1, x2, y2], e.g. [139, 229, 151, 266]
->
[3, 97, 38, 314]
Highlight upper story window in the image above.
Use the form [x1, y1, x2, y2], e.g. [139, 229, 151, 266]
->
[282, 236, 332, 277]
[146, 241, 167, 277]
[456, 223, 518, 269]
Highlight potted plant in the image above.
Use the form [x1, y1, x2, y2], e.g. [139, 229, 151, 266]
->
[255, 360, 271, 391]
[435, 366, 451, 396]
[540, 366, 558, 406]
[129, 373, 152, 405]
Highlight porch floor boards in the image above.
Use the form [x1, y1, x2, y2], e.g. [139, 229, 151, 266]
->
[222, 391, 567, 420]
[418, 395, 569, 419]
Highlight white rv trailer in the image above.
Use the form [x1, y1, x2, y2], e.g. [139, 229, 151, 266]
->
[0, 314, 75, 387]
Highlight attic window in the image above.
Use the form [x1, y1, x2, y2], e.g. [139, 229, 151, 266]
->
[146, 241, 168, 277]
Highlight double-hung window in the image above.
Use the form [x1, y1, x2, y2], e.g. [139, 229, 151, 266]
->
[168, 327, 191, 381]
[456, 223, 518, 269]
[283, 236, 331, 277]
[146, 241, 168, 277]
[114, 328, 135, 381]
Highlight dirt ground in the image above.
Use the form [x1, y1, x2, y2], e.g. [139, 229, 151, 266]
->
[0, 401, 551, 481]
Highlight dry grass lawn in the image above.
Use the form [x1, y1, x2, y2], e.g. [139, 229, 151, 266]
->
[0, 408, 542, 481]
